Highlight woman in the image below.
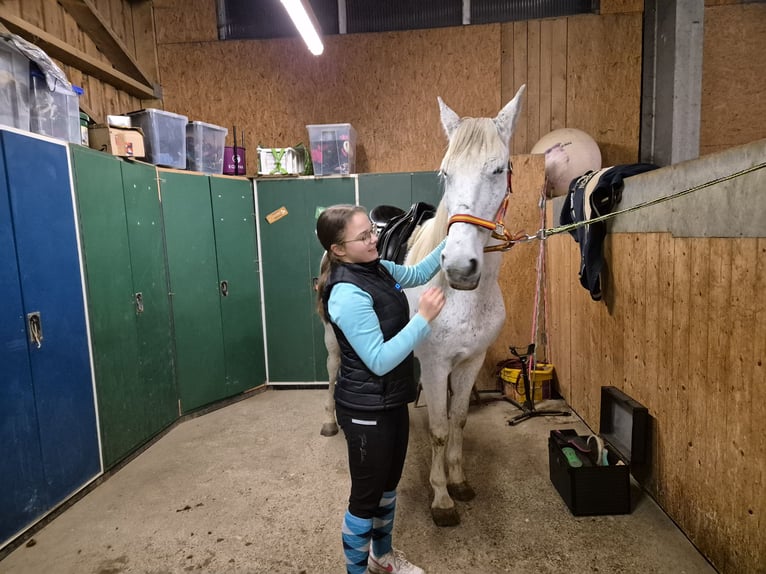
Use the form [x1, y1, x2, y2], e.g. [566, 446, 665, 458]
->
[316, 204, 446, 574]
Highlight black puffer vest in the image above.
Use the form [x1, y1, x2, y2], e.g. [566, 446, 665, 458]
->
[322, 260, 416, 411]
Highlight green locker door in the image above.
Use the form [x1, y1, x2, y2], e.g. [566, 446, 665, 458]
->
[209, 175, 266, 393]
[256, 177, 354, 382]
[304, 178, 356, 380]
[121, 161, 177, 433]
[160, 170, 225, 412]
[71, 147, 141, 468]
[357, 173, 412, 212]
[411, 171, 442, 206]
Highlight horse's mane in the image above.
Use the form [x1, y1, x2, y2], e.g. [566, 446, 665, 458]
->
[406, 203, 447, 264]
[407, 116, 507, 265]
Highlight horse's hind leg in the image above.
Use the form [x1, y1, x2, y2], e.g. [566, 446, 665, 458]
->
[321, 321, 340, 437]
[445, 353, 486, 502]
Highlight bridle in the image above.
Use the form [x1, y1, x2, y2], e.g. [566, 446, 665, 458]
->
[446, 161, 527, 252]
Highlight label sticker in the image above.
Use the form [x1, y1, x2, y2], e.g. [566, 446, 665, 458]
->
[266, 206, 289, 224]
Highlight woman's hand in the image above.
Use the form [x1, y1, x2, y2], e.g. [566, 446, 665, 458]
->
[417, 287, 446, 322]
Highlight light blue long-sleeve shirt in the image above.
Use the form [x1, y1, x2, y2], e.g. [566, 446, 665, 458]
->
[327, 239, 446, 376]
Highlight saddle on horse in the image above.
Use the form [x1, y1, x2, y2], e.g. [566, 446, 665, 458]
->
[371, 202, 436, 264]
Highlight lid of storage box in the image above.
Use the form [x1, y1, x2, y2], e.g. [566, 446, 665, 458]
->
[598, 386, 649, 464]
[306, 123, 354, 128]
[187, 120, 227, 133]
[128, 108, 188, 121]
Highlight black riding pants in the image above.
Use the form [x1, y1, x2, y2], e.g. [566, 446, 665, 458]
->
[335, 403, 410, 519]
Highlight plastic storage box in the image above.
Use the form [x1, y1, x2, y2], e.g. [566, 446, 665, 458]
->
[29, 69, 80, 144]
[257, 147, 306, 175]
[186, 121, 227, 174]
[306, 123, 357, 175]
[0, 42, 30, 131]
[128, 108, 188, 169]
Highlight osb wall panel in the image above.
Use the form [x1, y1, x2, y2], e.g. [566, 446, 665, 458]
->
[478, 154, 547, 390]
[599, 0, 643, 14]
[158, 26, 502, 174]
[546, 227, 766, 574]
[158, 12, 644, 175]
[153, 0, 217, 44]
[4, 0, 151, 122]
[566, 13, 643, 165]
[700, 4, 766, 157]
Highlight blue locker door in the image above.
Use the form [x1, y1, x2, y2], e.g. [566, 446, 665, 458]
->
[2, 131, 101, 505]
[0, 135, 47, 545]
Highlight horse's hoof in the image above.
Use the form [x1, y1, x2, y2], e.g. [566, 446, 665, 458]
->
[448, 482, 476, 502]
[431, 506, 460, 527]
[320, 423, 339, 437]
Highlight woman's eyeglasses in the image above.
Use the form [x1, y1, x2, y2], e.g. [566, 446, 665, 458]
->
[341, 226, 378, 245]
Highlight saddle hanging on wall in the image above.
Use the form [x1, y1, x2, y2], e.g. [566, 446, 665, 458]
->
[374, 202, 436, 264]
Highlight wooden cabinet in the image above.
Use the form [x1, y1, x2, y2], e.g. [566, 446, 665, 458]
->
[71, 148, 176, 468]
[0, 130, 101, 546]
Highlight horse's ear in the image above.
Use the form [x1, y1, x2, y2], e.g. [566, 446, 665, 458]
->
[494, 84, 526, 144]
[438, 96, 461, 139]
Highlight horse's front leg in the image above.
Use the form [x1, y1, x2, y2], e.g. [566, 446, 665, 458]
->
[445, 353, 485, 502]
[420, 360, 460, 527]
[320, 321, 340, 436]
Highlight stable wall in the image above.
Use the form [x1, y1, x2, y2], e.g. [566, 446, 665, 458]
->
[546, 140, 766, 574]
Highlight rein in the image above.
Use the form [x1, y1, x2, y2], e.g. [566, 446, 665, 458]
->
[446, 161, 527, 252]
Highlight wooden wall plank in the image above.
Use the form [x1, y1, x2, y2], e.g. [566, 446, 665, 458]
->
[538, 20, 553, 139]
[670, 238, 692, 528]
[20, 0, 44, 28]
[512, 22, 528, 155]
[500, 23, 514, 110]
[656, 233, 675, 507]
[705, 238, 732, 570]
[550, 18, 567, 131]
[624, 235, 646, 400]
[685, 239, 711, 551]
[641, 233, 660, 495]
[42, 0, 65, 37]
[526, 20, 541, 151]
[130, 0, 159, 82]
[752, 238, 766, 567]
[719, 239, 758, 573]
[3, 0, 21, 17]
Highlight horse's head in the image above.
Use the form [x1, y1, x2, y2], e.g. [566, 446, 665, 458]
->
[437, 85, 526, 290]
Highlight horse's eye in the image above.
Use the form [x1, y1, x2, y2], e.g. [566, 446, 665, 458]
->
[492, 166, 505, 175]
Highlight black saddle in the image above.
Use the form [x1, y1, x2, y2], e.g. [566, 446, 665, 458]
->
[372, 202, 436, 264]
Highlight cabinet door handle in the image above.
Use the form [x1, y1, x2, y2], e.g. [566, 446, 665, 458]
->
[27, 312, 43, 349]
[135, 292, 144, 314]
[220, 280, 229, 297]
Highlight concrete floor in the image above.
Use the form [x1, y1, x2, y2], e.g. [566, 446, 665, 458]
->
[0, 389, 716, 574]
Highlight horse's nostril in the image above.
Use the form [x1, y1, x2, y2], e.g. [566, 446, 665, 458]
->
[469, 258, 478, 276]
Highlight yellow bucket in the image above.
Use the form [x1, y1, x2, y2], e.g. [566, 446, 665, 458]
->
[500, 363, 554, 402]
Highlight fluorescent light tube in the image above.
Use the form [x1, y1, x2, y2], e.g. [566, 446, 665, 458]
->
[280, 0, 324, 56]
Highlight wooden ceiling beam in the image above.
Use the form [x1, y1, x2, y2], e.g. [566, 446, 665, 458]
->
[0, 13, 158, 100]
[57, 0, 156, 89]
